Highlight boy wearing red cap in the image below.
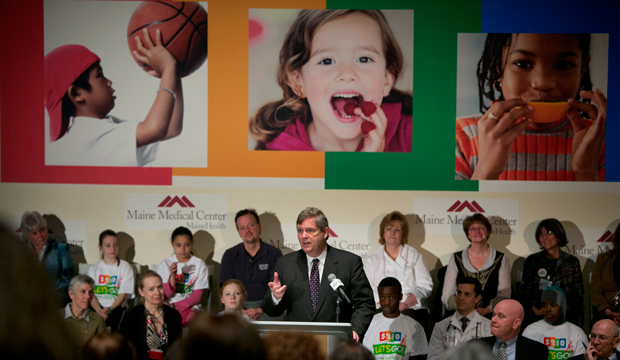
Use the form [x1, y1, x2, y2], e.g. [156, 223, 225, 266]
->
[45, 29, 183, 167]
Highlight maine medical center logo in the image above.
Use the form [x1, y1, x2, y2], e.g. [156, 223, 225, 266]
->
[597, 230, 614, 243]
[563, 228, 616, 257]
[159, 196, 195, 207]
[413, 197, 519, 235]
[125, 194, 228, 230]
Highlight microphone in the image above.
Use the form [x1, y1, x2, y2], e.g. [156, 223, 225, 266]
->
[328, 273, 351, 305]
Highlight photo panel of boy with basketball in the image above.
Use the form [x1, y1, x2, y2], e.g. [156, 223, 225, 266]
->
[248, 9, 413, 153]
[44, 0, 208, 168]
[455, 33, 608, 182]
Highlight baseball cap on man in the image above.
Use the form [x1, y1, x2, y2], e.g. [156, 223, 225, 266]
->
[45, 45, 100, 142]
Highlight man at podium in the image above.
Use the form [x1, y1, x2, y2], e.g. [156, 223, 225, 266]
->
[263, 207, 375, 341]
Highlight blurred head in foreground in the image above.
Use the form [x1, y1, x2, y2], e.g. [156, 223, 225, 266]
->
[0, 221, 75, 360]
[182, 313, 266, 360]
[82, 332, 136, 360]
[264, 331, 325, 360]
[440, 340, 495, 360]
[328, 340, 374, 360]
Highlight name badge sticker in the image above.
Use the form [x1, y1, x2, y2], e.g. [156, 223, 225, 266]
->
[539, 278, 553, 291]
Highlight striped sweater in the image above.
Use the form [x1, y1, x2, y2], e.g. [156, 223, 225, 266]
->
[455, 116, 605, 181]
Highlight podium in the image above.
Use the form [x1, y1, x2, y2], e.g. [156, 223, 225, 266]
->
[252, 321, 353, 357]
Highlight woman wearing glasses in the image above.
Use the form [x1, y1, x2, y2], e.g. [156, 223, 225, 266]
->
[441, 213, 511, 318]
[520, 218, 584, 329]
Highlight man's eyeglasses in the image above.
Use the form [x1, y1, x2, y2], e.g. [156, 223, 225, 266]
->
[589, 334, 617, 342]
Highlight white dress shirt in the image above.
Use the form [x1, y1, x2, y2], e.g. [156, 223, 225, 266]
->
[364, 244, 433, 310]
[305, 247, 328, 282]
[272, 247, 328, 305]
[493, 336, 517, 360]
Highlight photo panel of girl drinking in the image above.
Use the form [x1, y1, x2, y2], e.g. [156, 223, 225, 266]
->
[455, 33, 608, 181]
[248, 9, 413, 153]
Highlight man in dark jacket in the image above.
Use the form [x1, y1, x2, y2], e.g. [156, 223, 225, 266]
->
[569, 319, 620, 360]
[263, 207, 375, 342]
[473, 299, 548, 360]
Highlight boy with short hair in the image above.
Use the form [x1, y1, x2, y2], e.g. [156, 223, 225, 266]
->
[45, 28, 184, 167]
[362, 277, 428, 360]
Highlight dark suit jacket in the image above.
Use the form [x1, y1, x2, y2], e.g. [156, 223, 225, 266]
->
[118, 304, 183, 360]
[262, 245, 375, 336]
[569, 349, 620, 359]
[474, 335, 549, 360]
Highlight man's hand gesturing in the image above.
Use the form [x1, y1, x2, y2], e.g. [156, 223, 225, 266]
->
[268, 272, 287, 300]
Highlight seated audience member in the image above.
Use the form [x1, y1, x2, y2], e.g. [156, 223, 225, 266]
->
[182, 313, 267, 360]
[220, 208, 282, 320]
[523, 287, 587, 359]
[157, 227, 209, 326]
[89, 230, 135, 332]
[119, 270, 182, 360]
[440, 341, 496, 360]
[520, 219, 584, 327]
[365, 211, 433, 332]
[21, 210, 74, 306]
[442, 214, 510, 318]
[328, 340, 374, 360]
[428, 277, 492, 360]
[62, 275, 106, 348]
[362, 277, 428, 360]
[0, 223, 75, 360]
[590, 223, 620, 327]
[264, 332, 325, 360]
[473, 299, 548, 360]
[82, 332, 136, 360]
[569, 319, 620, 360]
[219, 279, 251, 321]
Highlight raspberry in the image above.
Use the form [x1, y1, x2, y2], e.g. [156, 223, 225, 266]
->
[361, 101, 377, 117]
[343, 103, 357, 116]
[361, 121, 376, 135]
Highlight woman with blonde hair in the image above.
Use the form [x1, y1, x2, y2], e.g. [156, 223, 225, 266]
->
[364, 211, 433, 332]
[119, 270, 182, 360]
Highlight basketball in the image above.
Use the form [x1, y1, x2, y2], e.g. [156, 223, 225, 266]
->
[127, 1, 208, 78]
